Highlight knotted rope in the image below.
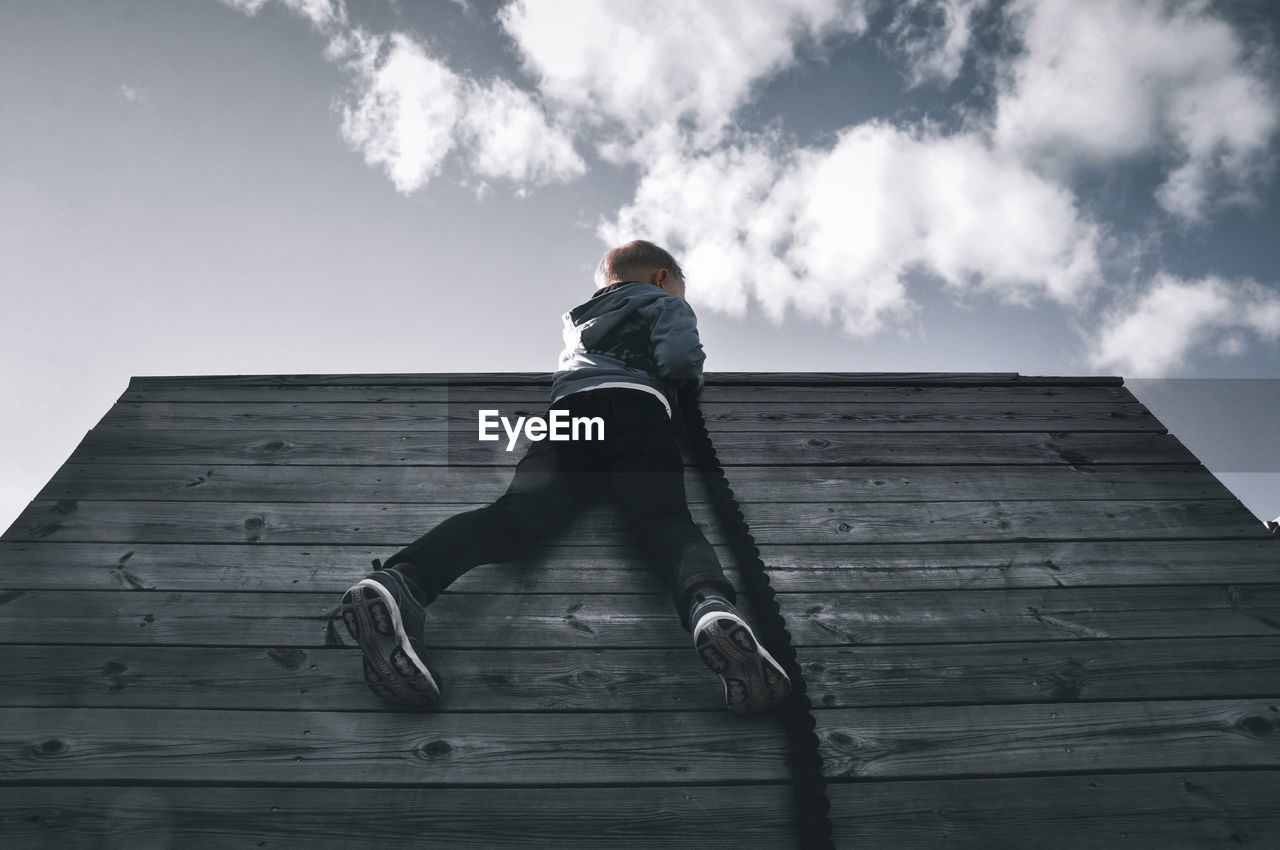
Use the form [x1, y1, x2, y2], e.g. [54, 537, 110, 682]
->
[678, 388, 835, 850]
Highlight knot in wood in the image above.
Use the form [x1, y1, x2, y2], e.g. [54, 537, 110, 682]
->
[266, 647, 306, 670]
[420, 739, 454, 759]
[35, 739, 67, 756]
[1238, 715, 1274, 737]
[576, 667, 610, 685]
[826, 731, 857, 751]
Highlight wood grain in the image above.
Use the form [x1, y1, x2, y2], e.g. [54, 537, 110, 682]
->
[816, 698, 1280, 779]
[0, 706, 790, 785]
[35, 462, 1234, 503]
[4, 638, 1277, 712]
[95, 400, 1162, 432]
[3, 587, 1278, 648]
[118, 383, 1137, 404]
[826, 771, 1280, 848]
[5, 538, 1276, 593]
[63, 428, 1198, 466]
[0, 785, 800, 850]
[7, 498, 1266, 546]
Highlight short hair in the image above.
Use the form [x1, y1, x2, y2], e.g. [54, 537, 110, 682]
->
[595, 240, 685, 288]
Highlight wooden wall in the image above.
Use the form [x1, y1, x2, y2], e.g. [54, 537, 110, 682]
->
[2, 373, 1277, 847]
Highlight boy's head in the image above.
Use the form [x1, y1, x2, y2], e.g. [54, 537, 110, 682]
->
[596, 240, 686, 299]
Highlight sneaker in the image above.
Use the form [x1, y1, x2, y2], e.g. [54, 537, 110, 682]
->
[690, 594, 791, 714]
[340, 564, 442, 707]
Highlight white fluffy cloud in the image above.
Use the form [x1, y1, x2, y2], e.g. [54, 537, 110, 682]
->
[222, 1, 583, 195]
[333, 31, 462, 193]
[887, 0, 988, 88]
[1091, 275, 1280, 375]
[460, 80, 586, 189]
[994, 0, 1279, 222]
[220, 0, 1280, 375]
[219, 0, 346, 29]
[498, 0, 871, 154]
[329, 30, 584, 194]
[602, 122, 1101, 335]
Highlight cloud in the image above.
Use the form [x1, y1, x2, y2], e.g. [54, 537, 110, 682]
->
[602, 122, 1101, 335]
[329, 29, 583, 195]
[459, 80, 586, 189]
[1090, 274, 1280, 375]
[498, 0, 872, 154]
[993, 0, 1279, 222]
[120, 85, 150, 107]
[332, 31, 463, 193]
[886, 0, 989, 88]
[219, 0, 583, 195]
[219, 0, 346, 30]
[220, 0, 1280, 378]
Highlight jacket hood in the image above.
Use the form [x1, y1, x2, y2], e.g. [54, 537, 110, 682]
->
[568, 280, 667, 325]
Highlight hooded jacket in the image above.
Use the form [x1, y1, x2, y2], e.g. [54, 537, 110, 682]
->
[550, 280, 706, 415]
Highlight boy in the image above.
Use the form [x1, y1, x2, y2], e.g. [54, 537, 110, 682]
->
[340, 240, 791, 714]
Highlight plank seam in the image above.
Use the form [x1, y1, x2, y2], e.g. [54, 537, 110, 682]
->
[820, 764, 1280, 785]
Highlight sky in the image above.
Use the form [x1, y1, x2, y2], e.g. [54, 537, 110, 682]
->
[2, 0, 1280, 530]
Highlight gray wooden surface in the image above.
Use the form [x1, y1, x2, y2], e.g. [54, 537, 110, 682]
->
[1, 371, 1277, 849]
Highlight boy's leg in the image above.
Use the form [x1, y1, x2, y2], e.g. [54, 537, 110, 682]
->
[599, 392, 736, 632]
[381, 433, 587, 603]
[345, 415, 589, 707]
[601, 390, 789, 713]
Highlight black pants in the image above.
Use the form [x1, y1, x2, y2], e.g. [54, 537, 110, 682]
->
[383, 387, 736, 632]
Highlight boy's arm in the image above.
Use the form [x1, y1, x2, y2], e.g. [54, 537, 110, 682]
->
[650, 297, 706, 392]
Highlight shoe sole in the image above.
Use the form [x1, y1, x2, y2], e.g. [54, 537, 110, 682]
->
[693, 610, 791, 714]
[341, 579, 440, 708]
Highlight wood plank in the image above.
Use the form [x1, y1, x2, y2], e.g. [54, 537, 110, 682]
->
[826, 771, 1280, 848]
[10, 702, 1268, 787]
[0, 785, 800, 850]
[127, 371, 1114, 387]
[5, 499, 1267, 545]
[15, 774, 1279, 849]
[0, 707, 790, 785]
[95, 401, 1162, 432]
[125, 371, 556, 387]
[5, 539, 1277, 593]
[3, 587, 1279, 648]
[118, 383, 1140, 404]
[0, 590, 703, 648]
[780, 584, 1280, 646]
[815, 698, 1280, 779]
[0, 645, 746, 712]
[35, 463, 1235, 503]
[5, 637, 1278, 712]
[61, 429, 1201, 466]
[801, 637, 1280, 707]
[0, 541, 698, 594]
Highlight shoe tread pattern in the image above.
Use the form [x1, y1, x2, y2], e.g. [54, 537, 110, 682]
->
[341, 579, 440, 708]
[694, 613, 791, 715]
